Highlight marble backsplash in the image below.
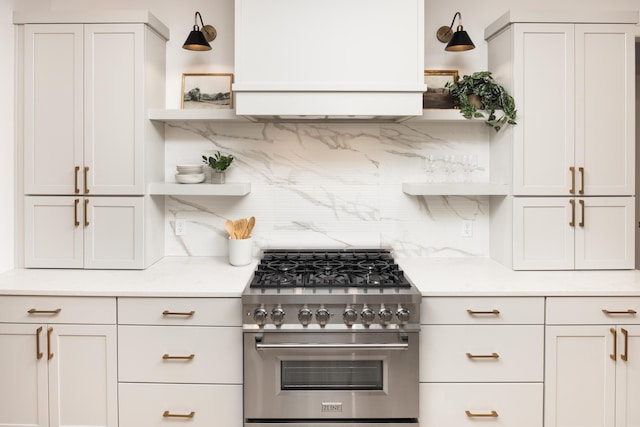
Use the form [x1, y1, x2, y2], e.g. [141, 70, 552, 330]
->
[164, 120, 491, 258]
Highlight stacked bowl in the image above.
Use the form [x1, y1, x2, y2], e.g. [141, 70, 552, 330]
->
[175, 165, 205, 184]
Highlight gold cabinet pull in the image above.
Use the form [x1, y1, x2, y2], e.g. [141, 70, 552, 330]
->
[466, 309, 500, 316]
[569, 199, 575, 227]
[569, 166, 575, 194]
[578, 167, 585, 195]
[162, 354, 195, 360]
[465, 410, 498, 418]
[74, 199, 80, 226]
[84, 199, 89, 227]
[579, 200, 585, 227]
[162, 411, 195, 418]
[621, 328, 629, 362]
[28, 308, 62, 315]
[162, 310, 196, 317]
[466, 352, 499, 359]
[47, 327, 54, 360]
[74, 166, 80, 194]
[610, 328, 617, 361]
[36, 326, 43, 360]
[83, 166, 90, 194]
[602, 309, 637, 316]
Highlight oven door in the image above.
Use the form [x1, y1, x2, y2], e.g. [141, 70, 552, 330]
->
[243, 330, 419, 422]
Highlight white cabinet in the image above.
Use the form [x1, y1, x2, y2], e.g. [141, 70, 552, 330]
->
[117, 298, 242, 427]
[545, 297, 640, 427]
[0, 296, 117, 427]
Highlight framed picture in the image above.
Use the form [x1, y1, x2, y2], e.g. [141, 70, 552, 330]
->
[423, 70, 458, 109]
[181, 73, 234, 109]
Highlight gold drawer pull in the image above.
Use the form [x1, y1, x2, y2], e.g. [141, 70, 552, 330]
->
[47, 327, 54, 360]
[578, 166, 584, 195]
[74, 166, 80, 194]
[84, 166, 90, 194]
[162, 354, 195, 360]
[467, 309, 500, 316]
[162, 411, 195, 418]
[610, 328, 617, 361]
[36, 326, 43, 359]
[162, 310, 196, 317]
[569, 166, 575, 194]
[28, 308, 62, 315]
[466, 410, 498, 418]
[466, 352, 499, 359]
[602, 309, 637, 316]
[621, 328, 629, 362]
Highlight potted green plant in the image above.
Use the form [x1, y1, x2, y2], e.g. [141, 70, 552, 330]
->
[202, 151, 234, 184]
[445, 71, 517, 132]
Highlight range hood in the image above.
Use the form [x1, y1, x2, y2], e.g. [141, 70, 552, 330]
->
[233, 0, 425, 121]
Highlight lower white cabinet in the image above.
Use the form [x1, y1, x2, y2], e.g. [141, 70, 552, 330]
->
[24, 196, 163, 269]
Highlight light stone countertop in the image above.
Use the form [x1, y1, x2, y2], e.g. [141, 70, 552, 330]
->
[1, 256, 640, 298]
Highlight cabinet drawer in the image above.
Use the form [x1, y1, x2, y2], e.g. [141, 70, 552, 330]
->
[0, 296, 115, 324]
[547, 297, 640, 325]
[118, 325, 241, 384]
[420, 325, 544, 382]
[420, 383, 543, 427]
[118, 298, 241, 326]
[421, 297, 544, 325]
[119, 383, 241, 427]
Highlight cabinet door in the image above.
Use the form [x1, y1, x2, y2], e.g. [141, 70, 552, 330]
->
[545, 325, 616, 427]
[24, 196, 83, 268]
[615, 325, 640, 427]
[23, 24, 84, 195]
[512, 24, 575, 196]
[574, 197, 635, 269]
[513, 197, 574, 270]
[575, 25, 635, 196]
[48, 324, 117, 427]
[0, 324, 48, 427]
[84, 24, 144, 195]
[83, 197, 144, 269]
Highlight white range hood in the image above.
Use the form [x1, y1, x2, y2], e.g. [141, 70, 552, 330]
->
[233, 0, 425, 121]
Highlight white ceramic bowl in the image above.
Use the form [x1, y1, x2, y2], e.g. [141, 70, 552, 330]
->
[175, 173, 205, 184]
[176, 164, 203, 174]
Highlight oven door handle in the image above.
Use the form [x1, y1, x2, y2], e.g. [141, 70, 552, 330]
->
[256, 342, 409, 350]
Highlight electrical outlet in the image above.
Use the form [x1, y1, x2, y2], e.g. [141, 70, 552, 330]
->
[461, 220, 473, 237]
[175, 219, 186, 236]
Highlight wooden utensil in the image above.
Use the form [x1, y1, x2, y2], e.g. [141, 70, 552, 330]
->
[234, 218, 248, 239]
[246, 216, 255, 238]
[225, 220, 236, 239]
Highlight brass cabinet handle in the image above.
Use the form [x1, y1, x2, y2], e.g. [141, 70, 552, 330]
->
[621, 328, 629, 362]
[74, 199, 80, 226]
[466, 352, 499, 359]
[36, 326, 43, 360]
[569, 166, 575, 194]
[466, 309, 500, 316]
[162, 411, 195, 418]
[74, 166, 80, 194]
[465, 410, 498, 418]
[578, 167, 585, 195]
[579, 199, 585, 227]
[162, 310, 196, 317]
[569, 199, 575, 227]
[602, 309, 637, 316]
[610, 328, 617, 361]
[84, 166, 90, 194]
[162, 354, 195, 360]
[47, 327, 54, 360]
[84, 199, 90, 227]
[28, 308, 62, 315]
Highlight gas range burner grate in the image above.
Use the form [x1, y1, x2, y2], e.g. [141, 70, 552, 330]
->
[249, 249, 411, 289]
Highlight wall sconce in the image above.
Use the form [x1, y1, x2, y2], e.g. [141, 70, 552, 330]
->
[183, 11, 217, 51]
[436, 12, 475, 52]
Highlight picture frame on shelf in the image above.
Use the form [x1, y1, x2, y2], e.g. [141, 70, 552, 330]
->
[181, 73, 234, 109]
[423, 70, 458, 109]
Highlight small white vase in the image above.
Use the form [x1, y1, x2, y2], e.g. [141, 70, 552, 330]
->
[209, 170, 225, 184]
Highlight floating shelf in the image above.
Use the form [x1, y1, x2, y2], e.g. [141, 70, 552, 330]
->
[148, 109, 250, 123]
[149, 182, 251, 196]
[402, 182, 509, 196]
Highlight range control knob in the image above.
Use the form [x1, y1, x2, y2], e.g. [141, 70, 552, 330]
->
[379, 307, 393, 325]
[270, 307, 286, 326]
[361, 307, 376, 326]
[253, 307, 268, 327]
[298, 308, 313, 326]
[316, 308, 331, 327]
[396, 307, 411, 325]
[343, 308, 358, 326]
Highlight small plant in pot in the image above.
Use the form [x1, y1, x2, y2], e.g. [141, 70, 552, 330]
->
[445, 71, 517, 132]
[202, 151, 234, 184]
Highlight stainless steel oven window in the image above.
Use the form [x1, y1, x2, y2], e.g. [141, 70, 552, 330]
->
[280, 360, 383, 390]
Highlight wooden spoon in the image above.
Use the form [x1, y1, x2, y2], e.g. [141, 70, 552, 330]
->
[234, 218, 248, 239]
[245, 216, 255, 238]
[225, 219, 236, 239]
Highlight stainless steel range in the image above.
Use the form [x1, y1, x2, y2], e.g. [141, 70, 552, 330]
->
[242, 249, 421, 427]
